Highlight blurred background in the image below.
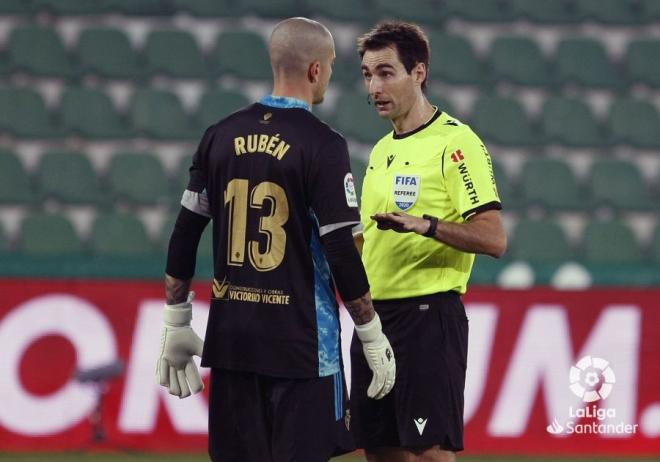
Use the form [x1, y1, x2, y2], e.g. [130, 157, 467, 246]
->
[0, 0, 659, 460]
[0, 0, 659, 284]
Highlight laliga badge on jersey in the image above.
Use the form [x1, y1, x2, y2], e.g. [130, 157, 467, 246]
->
[344, 173, 358, 207]
[393, 174, 420, 211]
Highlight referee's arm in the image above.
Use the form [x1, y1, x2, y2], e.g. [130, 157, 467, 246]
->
[371, 208, 507, 258]
[427, 209, 506, 257]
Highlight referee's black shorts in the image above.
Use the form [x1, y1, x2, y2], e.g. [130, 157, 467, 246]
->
[349, 291, 468, 452]
[208, 368, 354, 462]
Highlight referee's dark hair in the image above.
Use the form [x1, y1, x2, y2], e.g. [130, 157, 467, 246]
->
[357, 21, 430, 91]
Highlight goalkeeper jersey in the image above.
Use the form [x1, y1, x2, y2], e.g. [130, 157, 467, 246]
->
[360, 109, 501, 299]
[182, 96, 360, 378]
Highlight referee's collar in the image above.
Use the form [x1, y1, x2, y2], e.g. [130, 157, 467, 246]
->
[259, 95, 311, 111]
[392, 106, 441, 139]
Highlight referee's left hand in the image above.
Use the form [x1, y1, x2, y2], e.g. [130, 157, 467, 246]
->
[371, 212, 429, 235]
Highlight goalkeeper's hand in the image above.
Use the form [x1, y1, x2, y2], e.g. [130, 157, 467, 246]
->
[355, 313, 396, 399]
[156, 291, 204, 398]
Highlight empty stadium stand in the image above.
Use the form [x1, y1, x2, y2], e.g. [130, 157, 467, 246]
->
[0, 1, 658, 285]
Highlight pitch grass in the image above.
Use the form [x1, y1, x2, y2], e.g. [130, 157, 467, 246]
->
[1, 454, 659, 462]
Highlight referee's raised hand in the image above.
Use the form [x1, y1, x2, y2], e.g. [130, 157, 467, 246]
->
[371, 212, 430, 234]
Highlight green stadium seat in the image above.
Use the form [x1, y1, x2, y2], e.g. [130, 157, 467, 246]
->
[470, 254, 508, 285]
[19, 213, 82, 256]
[490, 36, 550, 86]
[91, 213, 153, 256]
[650, 226, 660, 263]
[428, 33, 483, 85]
[471, 96, 535, 146]
[37, 150, 104, 205]
[211, 31, 271, 80]
[582, 221, 641, 264]
[608, 98, 660, 148]
[8, 26, 73, 78]
[0, 52, 11, 75]
[0, 150, 33, 204]
[31, 0, 108, 14]
[578, 0, 640, 24]
[60, 87, 132, 139]
[331, 53, 363, 89]
[0, 223, 9, 254]
[194, 89, 251, 130]
[170, 0, 234, 16]
[0, 88, 61, 138]
[333, 89, 392, 144]
[105, 0, 171, 15]
[625, 40, 660, 88]
[640, 0, 660, 22]
[446, 0, 516, 21]
[108, 152, 170, 205]
[78, 28, 140, 79]
[144, 30, 206, 78]
[238, 0, 300, 17]
[512, 219, 573, 263]
[541, 97, 604, 147]
[556, 38, 621, 88]
[130, 89, 195, 139]
[302, 0, 374, 22]
[0, 0, 31, 14]
[428, 91, 456, 115]
[521, 158, 584, 210]
[374, 0, 445, 24]
[589, 160, 653, 210]
[491, 159, 517, 209]
[173, 156, 192, 202]
[511, 0, 581, 23]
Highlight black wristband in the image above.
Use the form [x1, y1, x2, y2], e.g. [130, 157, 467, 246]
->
[422, 214, 439, 237]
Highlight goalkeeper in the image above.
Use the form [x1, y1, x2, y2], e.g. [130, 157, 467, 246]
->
[351, 22, 507, 462]
[155, 17, 395, 462]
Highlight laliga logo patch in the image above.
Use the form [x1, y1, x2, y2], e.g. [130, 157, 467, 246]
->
[344, 173, 358, 208]
[393, 174, 420, 211]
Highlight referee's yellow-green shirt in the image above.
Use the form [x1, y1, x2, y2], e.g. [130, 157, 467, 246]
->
[360, 109, 501, 299]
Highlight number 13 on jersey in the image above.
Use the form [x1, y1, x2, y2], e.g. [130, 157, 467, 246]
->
[224, 178, 289, 272]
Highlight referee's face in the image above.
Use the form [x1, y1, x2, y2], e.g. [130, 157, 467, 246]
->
[361, 46, 418, 121]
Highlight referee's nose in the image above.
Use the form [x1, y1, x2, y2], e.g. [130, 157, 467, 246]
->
[368, 77, 381, 100]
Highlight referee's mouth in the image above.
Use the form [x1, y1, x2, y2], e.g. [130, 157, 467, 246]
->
[374, 100, 392, 112]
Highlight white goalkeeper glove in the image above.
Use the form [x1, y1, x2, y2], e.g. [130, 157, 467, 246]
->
[156, 291, 204, 398]
[355, 313, 396, 399]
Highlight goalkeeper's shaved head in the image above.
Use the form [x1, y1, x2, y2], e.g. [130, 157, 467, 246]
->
[269, 17, 335, 79]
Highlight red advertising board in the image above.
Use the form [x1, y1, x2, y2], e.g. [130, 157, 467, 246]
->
[0, 279, 658, 455]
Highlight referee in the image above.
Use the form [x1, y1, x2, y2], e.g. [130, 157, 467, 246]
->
[350, 22, 507, 462]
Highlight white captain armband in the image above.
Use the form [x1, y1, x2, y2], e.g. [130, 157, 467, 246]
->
[181, 189, 211, 218]
[318, 221, 360, 237]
